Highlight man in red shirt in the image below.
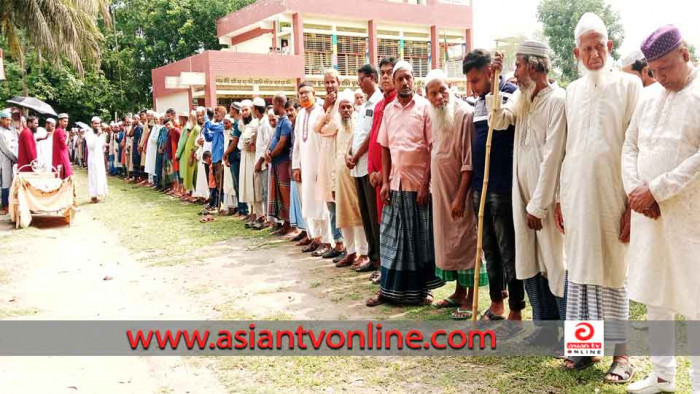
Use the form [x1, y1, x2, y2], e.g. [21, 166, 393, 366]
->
[17, 116, 38, 172]
[366, 57, 398, 282]
[53, 113, 73, 179]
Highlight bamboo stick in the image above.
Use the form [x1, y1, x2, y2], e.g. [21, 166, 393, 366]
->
[472, 68, 501, 322]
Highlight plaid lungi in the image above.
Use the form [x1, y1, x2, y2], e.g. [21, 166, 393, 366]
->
[268, 160, 291, 221]
[435, 264, 489, 289]
[379, 190, 444, 304]
[290, 180, 306, 230]
[566, 281, 629, 342]
[524, 273, 567, 321]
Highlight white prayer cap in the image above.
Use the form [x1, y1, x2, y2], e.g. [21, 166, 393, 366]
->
[224, 115, 233, 122]
[516, 40, 550, 59]
[46, 118, 56, 125]
[91, 116, 101, 123]
[146, 110, 154, 115]
[354, 88, 364, 96]
[425, 69, 448, 85]
[392, 60, 413, 77]
[252, 97, 266, 107]
[338, 88, 355, 104]
[621, 49, 645, 67]
[57, 113, 69, 119]
[267, 108, 276, 116]
[240, 99, 253, 108]
[575, 12, 608, 44]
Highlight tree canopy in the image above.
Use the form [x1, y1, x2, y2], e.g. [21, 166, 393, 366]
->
[537, 0, 624, 82]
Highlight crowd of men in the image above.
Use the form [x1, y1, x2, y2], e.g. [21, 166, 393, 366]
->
[1, 15, 698, 393]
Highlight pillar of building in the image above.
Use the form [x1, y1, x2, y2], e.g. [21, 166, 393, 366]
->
[430, 25, 439, 69]
[332, 33, 338, 70]
[465, 28, 473, 52]
[204, 71, 217, 108]
[368, 20, 378, 66]
[293, 13, 304, 57]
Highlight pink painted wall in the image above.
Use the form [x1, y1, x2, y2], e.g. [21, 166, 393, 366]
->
[217, 0, 473, 38]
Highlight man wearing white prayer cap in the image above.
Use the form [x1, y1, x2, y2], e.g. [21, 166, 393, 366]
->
[621, 50, 656, 87]
[85, 115, 108, 202]
[238, 99, 261, 222]
[490, 39, 568, 327]
[557, 12, 642, 379]
[34, 117, 55, 171]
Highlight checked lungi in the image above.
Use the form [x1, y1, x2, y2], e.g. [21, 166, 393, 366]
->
[566, 282, 629, 342]
[524, 273, 567, 321]
[267, 159, 291, 222]
[379, 190, 444, 304]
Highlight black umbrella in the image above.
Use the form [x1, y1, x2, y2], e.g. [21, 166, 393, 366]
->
[6, 97, 57, 116]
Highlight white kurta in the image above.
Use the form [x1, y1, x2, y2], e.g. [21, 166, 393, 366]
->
[144, 125, 160, 175]
[85, 130, 108, 198]
[562, 70, 642, 288]
[622, 68, 700, 318]
[34, 127, 53, 171]
[490, 85, 568, 297]
[292, 104, 326, 220]
[238, 118, 259, 204]
[193, 126, 210, 199]
[222, 128, 236, 204]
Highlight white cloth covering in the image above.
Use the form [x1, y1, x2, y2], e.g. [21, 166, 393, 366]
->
[85, 129, 108, 198]
[562, 69, 642, 288]
[144, 125, 160, 175]
[292, 104, 326, 221]
[489, 84, 568, 297]
[238, 117, 259, 204]
[34, 127, 53, 171]
[622, 67, 700, 318]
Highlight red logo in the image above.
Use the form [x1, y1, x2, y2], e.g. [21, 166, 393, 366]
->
[574, 322, 595, 341]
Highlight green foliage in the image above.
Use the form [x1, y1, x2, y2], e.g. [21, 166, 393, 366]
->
[537, 0, 624, 82]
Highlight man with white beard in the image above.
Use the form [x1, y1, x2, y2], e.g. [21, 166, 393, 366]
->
[490, 41, 567, 325]
[557, 13, 641, 379]
[425, 69, 486, 319]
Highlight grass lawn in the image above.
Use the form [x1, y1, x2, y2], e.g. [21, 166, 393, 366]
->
[72, 169, 693, 393]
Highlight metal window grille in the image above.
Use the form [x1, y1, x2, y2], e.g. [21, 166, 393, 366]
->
[304, 33, 332, 75]
[404, 40, 429, 78]
[337, 36, 366, 76]
[377, 38, 400, 65]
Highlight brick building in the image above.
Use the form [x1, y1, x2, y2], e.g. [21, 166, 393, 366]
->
[151, 0, 473, 112]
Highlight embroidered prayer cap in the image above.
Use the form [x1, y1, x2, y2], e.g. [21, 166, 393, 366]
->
[392, 60, 413, 77]
[57, 113, 69, 120]
[91, 116, 101, 123]
[517, 40, 550, 59]
[252, 97, 266, 108]
[0, 111, 10, 119]
[338, 88, 355, 103]
[425, 69, 448, 86]
[230, 102, 241, 111]
[641, 25, 683, 62]
[46, 118, 56, 125]
[575, 12, 608, 43]
[240, 99, 253, 108]
[621, 50, 645, 67]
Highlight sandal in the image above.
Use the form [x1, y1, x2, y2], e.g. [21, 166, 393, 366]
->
[604, 360, 635, 384]
[450, 307, 473, 320]
[433, 297, 460, 309]
[370, 271, 381, 284]
[199, 215, 215, 223]
[563, 356, 597, 371]
[366, 294, 384, 307]
[480, 309, 506, 321]
[420, 294, 434, 306]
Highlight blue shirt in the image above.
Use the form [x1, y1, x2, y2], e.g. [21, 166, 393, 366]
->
[268, 115, 292, 164]
[203, 119, 225, 163]
[132, 125, 142, 152]
[471, 78, 517, 195]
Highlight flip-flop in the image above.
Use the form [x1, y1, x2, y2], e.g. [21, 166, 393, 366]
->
[480, 309, 506, 321]
[563, 356, 597, 371]
[450, 307, 473, 320]
[366, 295, 384, 307]
[433, 297, 460, 309]
[604, 361, 635, 384]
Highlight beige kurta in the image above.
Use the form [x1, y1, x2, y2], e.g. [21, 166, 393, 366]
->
[239, 118, 259, 204]
[622, 68, 700, 318]
[431, 101, 478, 271]
[139, 123, 151, 167]
[562, 70, 642, 289]
[490, 85, 568, 297]
[315, 100, 340, 203]
[335, 120, 363, 228]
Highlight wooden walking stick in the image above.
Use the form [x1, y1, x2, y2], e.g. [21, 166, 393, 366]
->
[471, 62, 502, 322]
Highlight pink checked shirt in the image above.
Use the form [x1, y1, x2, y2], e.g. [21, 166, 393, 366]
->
[377, 94, 432, 192]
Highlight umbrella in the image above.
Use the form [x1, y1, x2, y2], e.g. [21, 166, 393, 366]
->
[6, 97, 57, 116]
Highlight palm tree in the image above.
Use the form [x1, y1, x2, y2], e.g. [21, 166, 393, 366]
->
[0, 0, 112, 75]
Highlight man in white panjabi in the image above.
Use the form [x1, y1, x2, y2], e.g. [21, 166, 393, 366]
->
[489, 40, 567, 324]
[292, 81, 331, 254]
[251, 97, 271, 229]
[238, 100, 261, 223]
[86, 117, 108, 202]
[556, 13, 642, 380]
[624, 25, 700, 394]
[35, 118, 55, 171]
[314, 68, 346, 259]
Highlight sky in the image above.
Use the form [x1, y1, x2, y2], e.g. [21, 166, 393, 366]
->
[473, 0, 700, 57]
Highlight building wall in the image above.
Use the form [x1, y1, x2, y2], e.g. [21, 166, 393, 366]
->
[155, 91, 190, 113]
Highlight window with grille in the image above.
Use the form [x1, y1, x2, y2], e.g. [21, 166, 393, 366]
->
[304, 33, 332, 76]
[404, 41, 429, 78]
[377, 38, 400, 65]
[439, 44, 466, 78]
[337, 36, 366, 77]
